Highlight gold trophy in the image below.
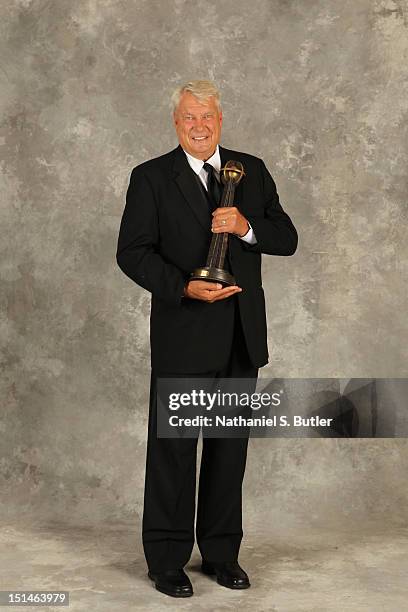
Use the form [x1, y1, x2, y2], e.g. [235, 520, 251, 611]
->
[190, 160, 245, 286]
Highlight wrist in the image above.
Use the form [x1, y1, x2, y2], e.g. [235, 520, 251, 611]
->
[237, 221, 250, 237]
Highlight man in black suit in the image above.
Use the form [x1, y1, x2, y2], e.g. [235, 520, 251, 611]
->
[116, 80, 297, 597]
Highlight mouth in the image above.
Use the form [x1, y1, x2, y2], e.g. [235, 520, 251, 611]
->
[191, 135, 210, 143]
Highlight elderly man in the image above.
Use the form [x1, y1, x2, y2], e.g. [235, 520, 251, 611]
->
[116, 80, 297, 597]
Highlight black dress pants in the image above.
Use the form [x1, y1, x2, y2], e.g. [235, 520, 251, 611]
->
[142, 307, 258, 572]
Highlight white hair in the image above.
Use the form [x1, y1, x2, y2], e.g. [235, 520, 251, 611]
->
[171, 80, 221, 113]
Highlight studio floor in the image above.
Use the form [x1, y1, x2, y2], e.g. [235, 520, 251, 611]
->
[1, 520, 407, 611]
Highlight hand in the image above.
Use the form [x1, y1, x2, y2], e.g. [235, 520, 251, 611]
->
[211, 206, 249, 237]
[184, 280, 242, 302]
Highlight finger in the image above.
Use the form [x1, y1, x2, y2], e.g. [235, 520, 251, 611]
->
[207, 287, 242, 300]
[212, 214, 239, 231]
[202, 288, 234, 298]
[212, 223, 236, 233]
[213, 211, 235, 221]
[211, 289, 242, 301]
[190, 280, 222, 290]
[194, 286, 241, 302]
[213, 206, 237, 215]
[193, 285, 233, 297]
[212, 210, 231, 221]
[212, 218, 234, 229]
[212, 285, 241, 293]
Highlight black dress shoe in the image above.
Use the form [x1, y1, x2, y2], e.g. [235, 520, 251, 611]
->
[201, 560, 251, 589]
[148, 568, 193, 597]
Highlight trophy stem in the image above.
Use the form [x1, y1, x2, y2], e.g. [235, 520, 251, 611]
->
[206, 232, 228, 269]
[191, 232, 235, 286]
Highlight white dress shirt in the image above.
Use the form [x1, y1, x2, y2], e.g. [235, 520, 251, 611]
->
[183, 145, 257, 245]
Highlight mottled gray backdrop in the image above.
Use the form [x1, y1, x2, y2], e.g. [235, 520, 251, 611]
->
[1, 0, 407, 533]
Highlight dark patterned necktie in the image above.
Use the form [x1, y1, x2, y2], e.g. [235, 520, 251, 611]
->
[203, 162, 221, 211]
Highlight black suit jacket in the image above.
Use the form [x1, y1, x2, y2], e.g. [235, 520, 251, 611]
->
[116, 144, 298, 373]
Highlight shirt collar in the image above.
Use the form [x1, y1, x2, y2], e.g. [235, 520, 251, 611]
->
[183, 145, 221, 175]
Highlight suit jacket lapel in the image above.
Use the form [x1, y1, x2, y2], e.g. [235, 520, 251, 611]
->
[173, 145, 211, 231]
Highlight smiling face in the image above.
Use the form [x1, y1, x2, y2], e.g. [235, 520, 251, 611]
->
[173, 92, 222, 161]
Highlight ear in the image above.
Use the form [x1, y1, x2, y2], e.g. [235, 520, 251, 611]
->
[173, 111, 178, 127]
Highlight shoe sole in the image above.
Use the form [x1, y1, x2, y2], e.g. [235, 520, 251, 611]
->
[201, 565, 251, 589]
[148, 572, 193, 598]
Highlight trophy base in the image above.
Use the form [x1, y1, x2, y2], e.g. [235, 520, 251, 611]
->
[190, 267, 236, 286]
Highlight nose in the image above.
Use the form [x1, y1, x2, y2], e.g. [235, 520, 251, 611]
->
[193, 116, 205, 129]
